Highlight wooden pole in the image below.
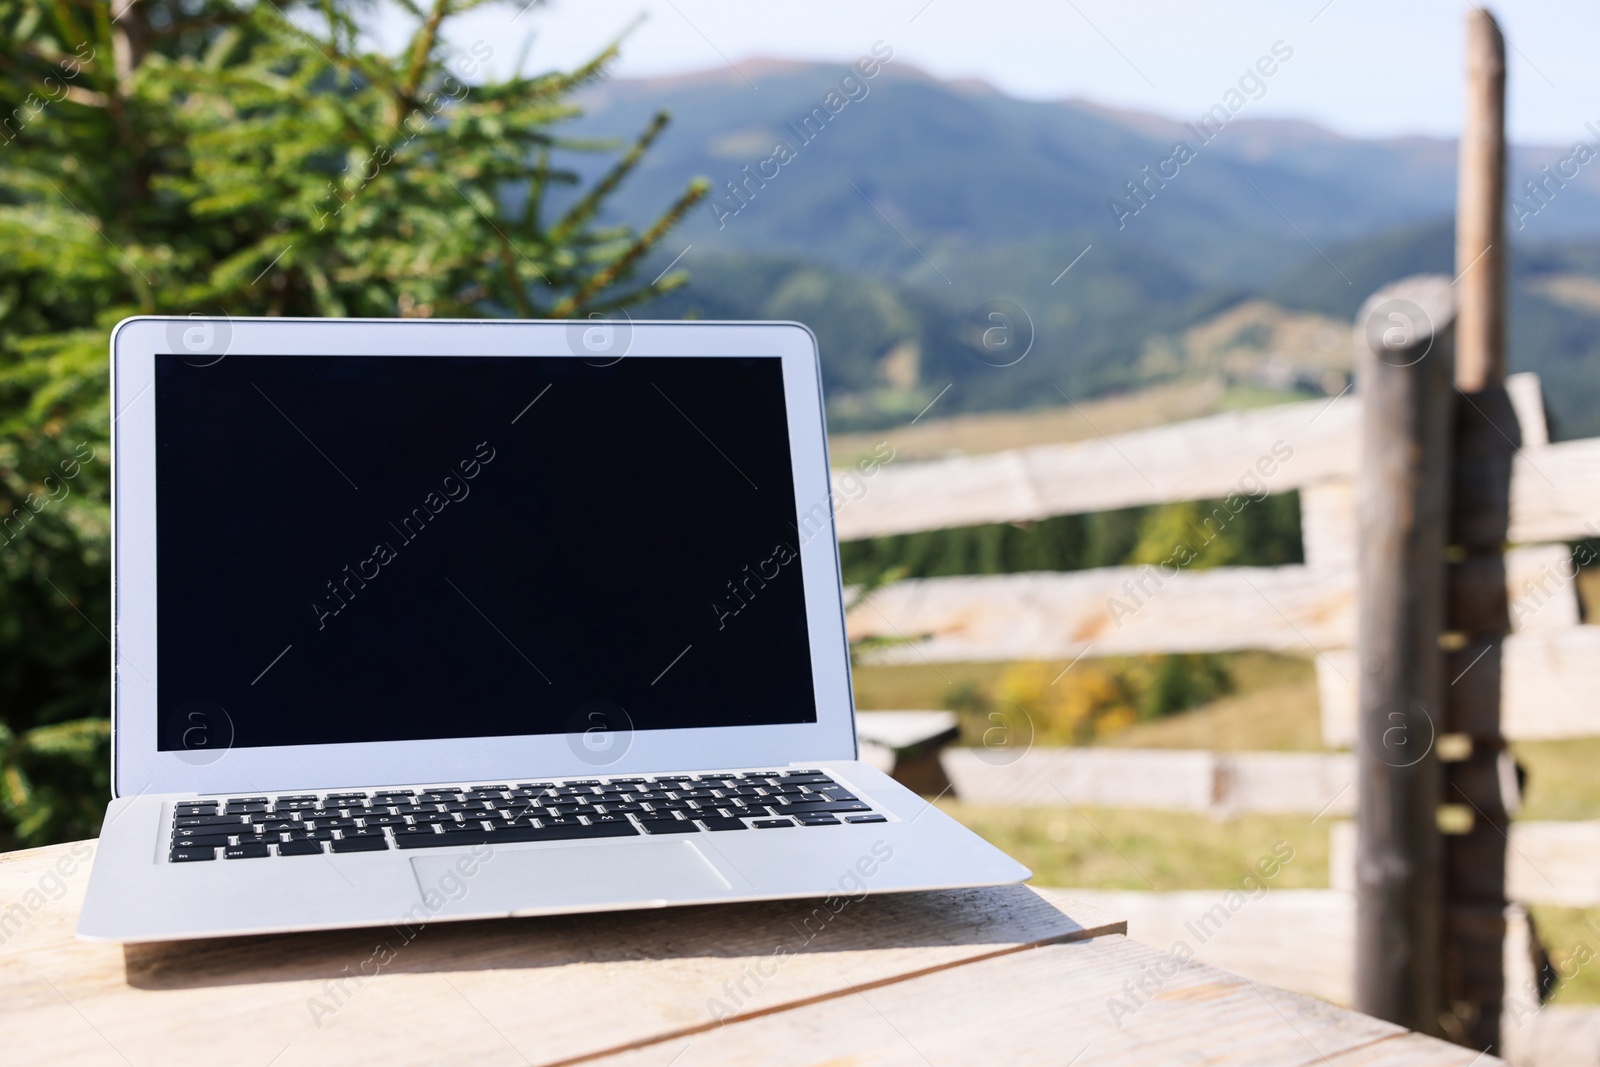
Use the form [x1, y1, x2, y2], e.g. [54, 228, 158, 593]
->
[1442, 7, 1517, 1050]
[1354, 276, 1456, 1035]
[1455, 8, 1507, 392]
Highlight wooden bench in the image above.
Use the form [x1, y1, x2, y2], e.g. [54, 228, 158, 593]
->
[1, 841, 1501, 1065]
[855, 710, 960, 795]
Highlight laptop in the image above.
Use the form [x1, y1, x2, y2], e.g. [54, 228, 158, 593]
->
[78, 317, 1029, 942]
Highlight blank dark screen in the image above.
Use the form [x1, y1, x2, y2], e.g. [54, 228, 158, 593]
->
[154, 354, 817, 750]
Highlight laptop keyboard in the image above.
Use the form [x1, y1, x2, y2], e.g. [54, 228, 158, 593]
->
[167, 769, 888, 862]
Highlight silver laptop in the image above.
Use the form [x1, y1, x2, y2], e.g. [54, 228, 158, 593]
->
[79, 317, 1028, 942]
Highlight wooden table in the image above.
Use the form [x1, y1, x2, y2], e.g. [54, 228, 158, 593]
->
[1, 842, 1502, 1066]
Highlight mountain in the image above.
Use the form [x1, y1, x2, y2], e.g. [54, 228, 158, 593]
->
[571, 59, 1600, 280]
[557, 60, 1600, 437]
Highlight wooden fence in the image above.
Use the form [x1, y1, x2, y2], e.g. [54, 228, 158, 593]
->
[839, 363, 1600, 1049]
[841, 371, 1600, 745]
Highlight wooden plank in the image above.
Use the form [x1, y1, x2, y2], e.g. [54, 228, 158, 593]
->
[941, 748, 1356, 818]
[1506, 1005, 1600, 1067]
[1056, 895, 1542, 1043]
[1325, 1033, 1510, 1065]
[850, 566, 1592, 744]
[1301, 479, 1358, 569]
[847, 553, 1568, 668]
[833, 396, 1359, 540]
[838, 428, 1600, 548]
[588, 934, 1502, 1067]
[1504, 545, 1581, 630]
[1061, 889, 1547, 1062]
[847, 564, 1356, 661]
[1062, 888, 1355, 1006]
[1318, 650, 1361, 747]
[1503, 822, 1600, 908]
[854, 711, 959, 752]
[1304, 484, 1572, 624]
[1509, 437, 1600, 543]
[1505, 372, 1549, 448]
[1222, 751, 1357, 818]
[944, 747, 1215, 812]
[0, 841, 1124, 1067]
[833, 372, 1600, 544]
[1320, 627, 1600, 745]
[1334, 820, 1600, 908]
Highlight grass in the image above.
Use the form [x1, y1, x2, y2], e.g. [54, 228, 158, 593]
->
[1095, 653, 1325, 752]
[852, 651, 1327, 751]
[935, 802, 1329, 891]
[850, 660, 1012, 713]
[1512, 738, 1600, 822]
[1579, 565, 1600, 622]
[1526, 906, 1600, 1006]
[827, 378, 1309, 467]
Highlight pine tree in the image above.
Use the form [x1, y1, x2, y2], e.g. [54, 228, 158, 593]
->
[0, 0, 706, 847]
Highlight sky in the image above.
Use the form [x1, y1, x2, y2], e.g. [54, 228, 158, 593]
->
[374, 0, 1600, 146]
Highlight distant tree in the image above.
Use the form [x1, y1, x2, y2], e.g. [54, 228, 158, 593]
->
[0, 0, 706, 848]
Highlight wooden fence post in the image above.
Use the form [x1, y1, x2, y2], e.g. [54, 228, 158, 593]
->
[1442, 7, 1516, 1050]
[1455, 7, 1506, 394]
[1354, 276, 1456, 1034]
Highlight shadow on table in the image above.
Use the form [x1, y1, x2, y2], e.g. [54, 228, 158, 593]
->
[124, 884, 1088, 991]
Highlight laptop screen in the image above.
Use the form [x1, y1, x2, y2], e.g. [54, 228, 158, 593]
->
[153, 354, 819, 751]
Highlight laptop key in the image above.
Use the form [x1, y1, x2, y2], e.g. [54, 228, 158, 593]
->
[637, 818, 699, 835]
[175, 814, 245, 828]
[223, 842, 270, 859]
[697, 818, 748, 832]
[169, 847, 217, 862]
[331, 834, 390, 853]
[794, 813, 841, 826]
[292, 827, 339, 841]
[845, 814, 889, 824]
[277, 839, 324, 856]
[171, 836, 232, 851]
[395, 824, 441, 840]
[751, 819, 795, 828]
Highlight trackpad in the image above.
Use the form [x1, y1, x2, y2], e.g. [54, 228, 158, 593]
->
[409, 839, 732, 917]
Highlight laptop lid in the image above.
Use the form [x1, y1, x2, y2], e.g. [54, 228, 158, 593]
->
[109, 318, 858, 797]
